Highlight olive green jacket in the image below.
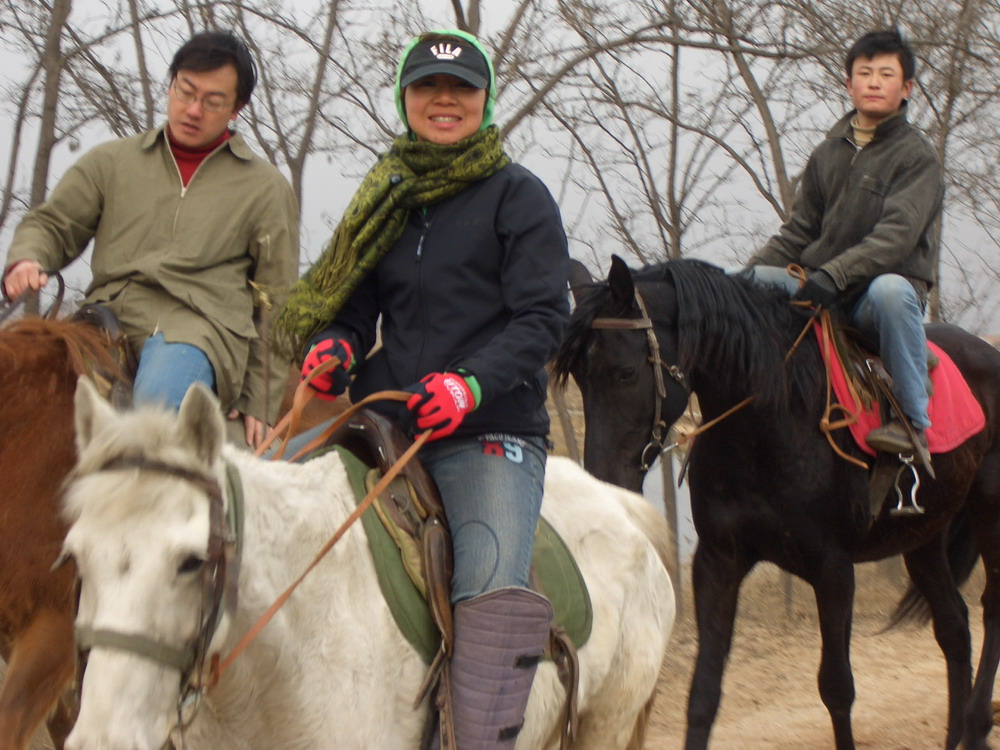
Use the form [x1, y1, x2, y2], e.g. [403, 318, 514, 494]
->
[5, 125, 299, 421]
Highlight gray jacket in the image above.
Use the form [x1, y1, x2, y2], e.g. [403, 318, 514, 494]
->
[752, 105, 943, 304]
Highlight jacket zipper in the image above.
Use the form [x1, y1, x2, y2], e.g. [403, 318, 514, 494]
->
[414, 212, 431, 378]
[168, 138, 230, 234]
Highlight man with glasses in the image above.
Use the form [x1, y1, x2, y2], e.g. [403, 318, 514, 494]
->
[2, 32, 298, 447]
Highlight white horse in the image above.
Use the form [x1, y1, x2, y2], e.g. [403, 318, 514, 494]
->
[61, 379, 676, 750]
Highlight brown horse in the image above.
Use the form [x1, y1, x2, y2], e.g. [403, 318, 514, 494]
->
[0, 315, 340, 749]
[0, 317, 122, 750]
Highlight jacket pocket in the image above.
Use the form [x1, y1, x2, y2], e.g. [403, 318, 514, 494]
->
[859, 174, 887, 196]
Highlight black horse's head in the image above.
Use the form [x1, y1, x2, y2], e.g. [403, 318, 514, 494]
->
[554, 255, 820, 492]
[554, 256, 691, 491]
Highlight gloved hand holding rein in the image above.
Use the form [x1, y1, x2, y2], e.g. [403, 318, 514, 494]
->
[404, 371, 481, 441]
[793, 269, 839, 308]
[301, 337, 354, 401]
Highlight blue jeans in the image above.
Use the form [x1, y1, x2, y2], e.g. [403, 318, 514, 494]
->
[748, 266, 930, 429]
[419, 434, 548, 604]
[133, 332, 216, 411]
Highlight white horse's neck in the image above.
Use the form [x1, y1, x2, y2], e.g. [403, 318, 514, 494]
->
[184, 447, 424, 748]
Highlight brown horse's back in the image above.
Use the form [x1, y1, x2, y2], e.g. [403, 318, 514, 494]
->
[0, 317, 119, 749]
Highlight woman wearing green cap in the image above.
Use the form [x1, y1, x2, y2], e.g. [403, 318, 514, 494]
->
[276, 30, 569, 749]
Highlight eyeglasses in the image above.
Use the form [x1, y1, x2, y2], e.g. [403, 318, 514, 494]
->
[170, 80, 234, 114]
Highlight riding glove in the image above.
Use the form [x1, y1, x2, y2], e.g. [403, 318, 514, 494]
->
[301, 337, 354, 401]
[793, 270, 839, 308]
[404, 371, 480, 441]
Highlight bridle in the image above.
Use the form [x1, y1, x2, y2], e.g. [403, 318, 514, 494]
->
[589, 287, 690, 471]
[71, 455, 243, 728]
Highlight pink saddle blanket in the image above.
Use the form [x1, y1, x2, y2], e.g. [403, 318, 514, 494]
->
[817, 325, 986, 456]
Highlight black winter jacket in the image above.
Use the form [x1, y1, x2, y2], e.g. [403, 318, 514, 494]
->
[318, 162, 569, 438]
[753, 106, 943, 305]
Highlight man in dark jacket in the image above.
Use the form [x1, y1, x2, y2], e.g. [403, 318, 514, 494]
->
[749, 28, 944, 468]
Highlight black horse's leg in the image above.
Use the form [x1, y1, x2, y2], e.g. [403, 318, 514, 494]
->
[684, 545, 751, 750]
[810, 560, 857, 750]
[966, 574, 1000, 750]
[965, 494, 1000, 749]
[902, 540, 972, 750]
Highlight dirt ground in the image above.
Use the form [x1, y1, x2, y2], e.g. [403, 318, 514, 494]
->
[644, 560, 998, 749]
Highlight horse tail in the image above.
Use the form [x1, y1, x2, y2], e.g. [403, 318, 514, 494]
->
[887, 508, 980, 628]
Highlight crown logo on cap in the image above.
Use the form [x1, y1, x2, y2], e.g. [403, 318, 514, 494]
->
[430, 43, 463, 60]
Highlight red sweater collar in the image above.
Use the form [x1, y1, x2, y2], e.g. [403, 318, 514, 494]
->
[167, 128, 231, 186]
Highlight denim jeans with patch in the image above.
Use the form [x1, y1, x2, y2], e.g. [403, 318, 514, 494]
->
[419, 434, 548, 604]
[748, 266, 930, 429]
[133, 332, 216, 411]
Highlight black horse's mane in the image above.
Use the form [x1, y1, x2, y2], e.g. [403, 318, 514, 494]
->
[554, 258, 826, 415]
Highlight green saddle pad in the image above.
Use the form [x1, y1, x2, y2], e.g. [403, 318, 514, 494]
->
[332, 445, 593, 665]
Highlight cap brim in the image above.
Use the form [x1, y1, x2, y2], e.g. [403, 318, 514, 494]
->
[400, 63, 488, 90]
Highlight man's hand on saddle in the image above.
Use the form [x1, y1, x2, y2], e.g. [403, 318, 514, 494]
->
[2, 260, 48, 300]
[300, 336, 354, 401]
[793, 269, 839, 308]
[403, 371, 478, 442]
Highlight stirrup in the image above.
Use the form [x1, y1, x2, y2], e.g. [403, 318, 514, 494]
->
[890, 455, 925, 516]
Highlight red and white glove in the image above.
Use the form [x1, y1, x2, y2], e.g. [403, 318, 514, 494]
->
[405, 372, 478, 441]
[300, 337, 354, 401]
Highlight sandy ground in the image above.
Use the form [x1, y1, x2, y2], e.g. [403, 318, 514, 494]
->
[644, 561, 998, 749]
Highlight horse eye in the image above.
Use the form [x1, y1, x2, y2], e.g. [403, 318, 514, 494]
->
[178, 555, 205, 575]
[617, 366, 638, 384]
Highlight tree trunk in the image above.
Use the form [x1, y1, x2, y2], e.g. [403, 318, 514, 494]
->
[25, 0, 73, 315]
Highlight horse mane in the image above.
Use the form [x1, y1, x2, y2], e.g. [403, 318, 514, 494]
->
[553, 258, 825, 415]
[0, 317, 119, 383]
[552, 279, 608, 388]
[664, 259, 824, 414]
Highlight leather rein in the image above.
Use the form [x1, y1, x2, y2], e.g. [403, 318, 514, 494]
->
[71, 359, 429, 734]
[589, 280, 820, 473]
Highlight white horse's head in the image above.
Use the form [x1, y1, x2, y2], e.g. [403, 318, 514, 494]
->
[63, 378, 229, 750]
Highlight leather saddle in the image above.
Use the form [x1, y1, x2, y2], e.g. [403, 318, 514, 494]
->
[71, 303, 137, 408]
[318, 409, 455, 651]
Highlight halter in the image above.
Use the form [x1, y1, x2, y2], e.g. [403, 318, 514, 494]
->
[590, 288, 689, 471]
[72, 456, 243, 727]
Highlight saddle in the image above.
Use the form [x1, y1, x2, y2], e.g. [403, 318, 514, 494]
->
[71, 303, 137, 408]
[817, 318, 985, 518]
[309, 409, 586, 748]
[319, 409, 456, 654]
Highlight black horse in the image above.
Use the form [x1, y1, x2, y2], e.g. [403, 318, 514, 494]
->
[553, 255, 1000, 750]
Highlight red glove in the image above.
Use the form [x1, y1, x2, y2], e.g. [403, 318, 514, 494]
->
[301, 338, 354, 401]
[405, 372, 477, 441]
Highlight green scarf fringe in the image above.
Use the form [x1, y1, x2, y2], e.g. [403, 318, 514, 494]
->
[274, 126, 510, 359]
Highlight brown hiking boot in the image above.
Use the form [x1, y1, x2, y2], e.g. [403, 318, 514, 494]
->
[867, 419, 935, 478]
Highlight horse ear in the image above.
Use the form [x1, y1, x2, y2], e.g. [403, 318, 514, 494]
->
[74, 376, 116, 452]
[175, 383, 225, 466]
[608, 254, 635, 307]
[568, 259, 594, 303]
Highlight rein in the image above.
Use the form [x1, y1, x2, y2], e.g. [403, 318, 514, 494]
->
[200, 368, 430, 690]
[0, 272, 66, 325]
[591, 270, 831, 469]
[73, 373, 429, 735]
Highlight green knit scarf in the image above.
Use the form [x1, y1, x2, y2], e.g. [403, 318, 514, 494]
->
[275, 126, 510, 358]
